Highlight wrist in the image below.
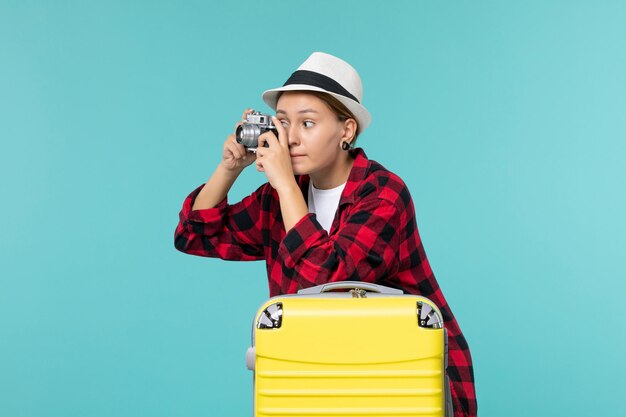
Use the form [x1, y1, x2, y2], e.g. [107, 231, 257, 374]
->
[274, 178, 300, 197]
[218, 161, 244, 178]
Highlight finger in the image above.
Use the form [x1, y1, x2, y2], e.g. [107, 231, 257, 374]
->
[226, 135, 244, 159]
[235, 109, 253, 131]
[257, 133, 267, 150]
[259, 131, 280, 149]
[228, 135, 246, 157]
[225, 141, 243, 160]
[271, 116, 288, 147]
[232, 137, 248, 158]
[241, 108, 254, 121]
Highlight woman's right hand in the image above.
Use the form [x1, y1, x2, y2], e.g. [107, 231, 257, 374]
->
[221, 108, 257, 173]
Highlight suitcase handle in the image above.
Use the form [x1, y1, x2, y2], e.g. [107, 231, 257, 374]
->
[297, 281, 404, 295]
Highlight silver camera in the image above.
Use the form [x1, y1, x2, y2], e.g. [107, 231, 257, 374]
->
[235, 111, 277, 150]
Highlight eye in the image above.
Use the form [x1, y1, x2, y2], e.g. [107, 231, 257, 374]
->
[279, 120, 288, 128]
[303, 120, 315, 128]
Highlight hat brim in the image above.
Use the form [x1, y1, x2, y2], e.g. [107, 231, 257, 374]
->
[262, 84, 371, 134]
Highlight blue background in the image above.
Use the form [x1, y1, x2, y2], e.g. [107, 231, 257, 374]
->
[1, 1, 624, 416]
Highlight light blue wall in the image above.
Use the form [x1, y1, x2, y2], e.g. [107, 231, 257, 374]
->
[1, 1, 624, 416]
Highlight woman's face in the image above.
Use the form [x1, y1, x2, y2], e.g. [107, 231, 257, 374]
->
[275, 91, 349, 178]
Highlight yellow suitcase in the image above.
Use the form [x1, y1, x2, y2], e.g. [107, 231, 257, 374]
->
[246, 282, 453, 417]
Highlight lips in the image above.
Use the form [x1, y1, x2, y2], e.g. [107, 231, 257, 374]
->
[290, 154, 305, 158]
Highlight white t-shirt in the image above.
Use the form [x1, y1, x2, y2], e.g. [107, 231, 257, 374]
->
[307, 181, 347, 233]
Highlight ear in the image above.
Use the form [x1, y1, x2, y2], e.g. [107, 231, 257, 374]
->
[340, 118, 357, 145]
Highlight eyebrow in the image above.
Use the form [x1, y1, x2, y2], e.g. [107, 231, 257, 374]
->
[276, 109, 319, 115]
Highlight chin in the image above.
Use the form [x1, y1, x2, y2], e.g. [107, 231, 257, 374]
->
[290, 163, 311, 176]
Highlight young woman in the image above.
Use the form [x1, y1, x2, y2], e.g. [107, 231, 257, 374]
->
[174, 52, 477, 417]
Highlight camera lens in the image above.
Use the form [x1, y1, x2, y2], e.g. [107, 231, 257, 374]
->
[236, 124, 260, 148]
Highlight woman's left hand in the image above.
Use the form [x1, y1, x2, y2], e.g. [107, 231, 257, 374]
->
[255, 116, 297, 191]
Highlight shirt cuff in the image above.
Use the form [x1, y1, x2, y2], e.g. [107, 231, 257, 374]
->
[278, 213, 326, 269]
[180, 184, 228, 233]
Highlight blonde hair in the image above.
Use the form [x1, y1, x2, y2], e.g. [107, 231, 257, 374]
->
[277, 91, 360, 144]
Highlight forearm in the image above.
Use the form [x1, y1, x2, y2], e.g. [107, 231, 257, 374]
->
[276, 182, 309, 232]
[192, 164, 242, 210]
[277, 198, 401, 287]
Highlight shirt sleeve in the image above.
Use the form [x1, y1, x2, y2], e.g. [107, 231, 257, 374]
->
[174, 184, 265, 261]
[277, 193, 401, 288]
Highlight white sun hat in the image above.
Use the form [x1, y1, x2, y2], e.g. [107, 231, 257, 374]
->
[262, 52, 371, 134]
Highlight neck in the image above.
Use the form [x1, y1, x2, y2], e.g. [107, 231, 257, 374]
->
[309, 152, 354, 190]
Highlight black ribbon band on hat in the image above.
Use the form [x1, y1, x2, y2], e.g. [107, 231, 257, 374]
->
[283, 70, 360, 103]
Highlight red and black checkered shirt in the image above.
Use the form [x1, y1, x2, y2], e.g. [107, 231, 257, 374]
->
[175, 148, 477, 417]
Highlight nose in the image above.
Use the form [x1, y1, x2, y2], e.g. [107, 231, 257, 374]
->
[287, 126, 300, 147]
